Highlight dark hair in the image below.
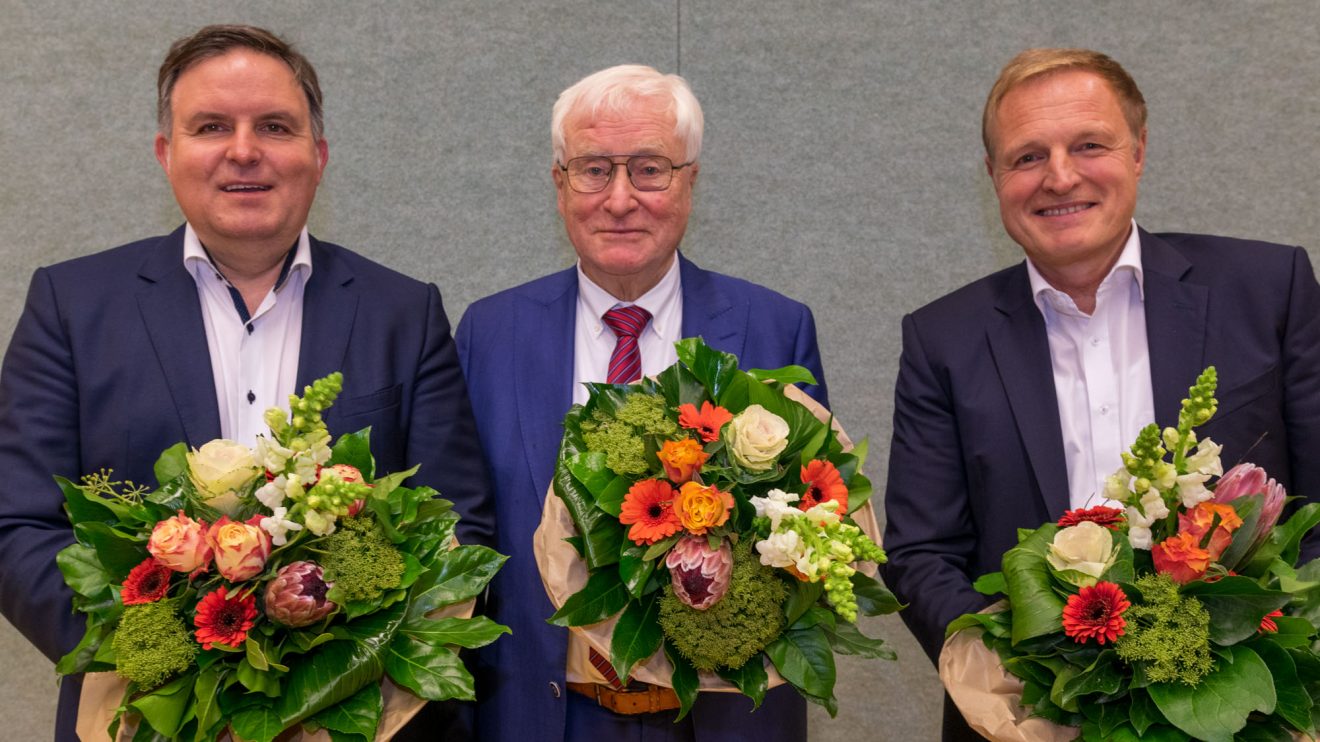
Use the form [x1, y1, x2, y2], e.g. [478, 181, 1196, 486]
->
[157, 24, 323, 139]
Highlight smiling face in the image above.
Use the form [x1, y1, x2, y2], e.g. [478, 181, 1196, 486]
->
[154, 49, 328, 265]
[554, 96, 697, 301]
[986, 70, 1145, 290]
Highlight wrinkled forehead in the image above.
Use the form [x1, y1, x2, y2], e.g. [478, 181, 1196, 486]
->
[562, 97, 681, 153]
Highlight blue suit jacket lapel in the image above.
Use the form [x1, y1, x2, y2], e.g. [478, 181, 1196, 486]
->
[678, 255, 745, 356]
[296, 237, 358, 389]
[517, 269, 577, 504]
[135, 226, 222, 445]
[986, 264, 1071, 518]
[1140, 229, 1208, 427]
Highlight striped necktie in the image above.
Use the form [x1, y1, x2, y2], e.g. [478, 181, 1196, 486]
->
[602, 305, 652, 384]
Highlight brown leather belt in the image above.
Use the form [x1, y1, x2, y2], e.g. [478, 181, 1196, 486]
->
[567, 681, 681, 715]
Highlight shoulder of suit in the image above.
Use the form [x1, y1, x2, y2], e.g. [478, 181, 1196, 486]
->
[463, 265, 577, 315]
[685, 261, 811, 314]
[308, 238, 432, 292]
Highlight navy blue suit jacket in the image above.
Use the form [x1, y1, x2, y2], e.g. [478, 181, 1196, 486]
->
[881, 230, 1320, 666]
[0, 226, 493, 741]
[456, 254, 826, 742]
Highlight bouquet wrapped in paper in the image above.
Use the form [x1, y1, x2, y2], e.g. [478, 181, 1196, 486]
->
[535, 338, 897, 717]
[943, 367, 1320, 741]
[57, 373, 508, 741]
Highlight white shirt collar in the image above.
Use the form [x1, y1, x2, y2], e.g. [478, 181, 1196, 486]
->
[1028, 220, 1144, 316]
[575, 253, 682, 339]
[182, 223, 313, 289]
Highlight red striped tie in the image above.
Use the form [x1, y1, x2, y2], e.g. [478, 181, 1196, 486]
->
[602, 305, 652, 384]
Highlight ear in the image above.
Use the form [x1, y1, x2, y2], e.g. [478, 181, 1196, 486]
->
[984, 154, 994, 179]
[1132, 127, 1147, 178]
[687, 161, 699, 189]
[315, 138, 329, 176]
[552, 164, 568, 213]
[154, 133, 171, 173]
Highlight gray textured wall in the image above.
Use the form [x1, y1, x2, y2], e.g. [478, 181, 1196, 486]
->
[3, 1, 1317, 739]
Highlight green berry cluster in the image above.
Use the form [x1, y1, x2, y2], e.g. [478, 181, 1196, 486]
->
[320, 516, 406, 603]
[1115, 574, 1214, 685]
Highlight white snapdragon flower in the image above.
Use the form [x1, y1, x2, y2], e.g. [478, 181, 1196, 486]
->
[303, 509, 337, 537]
[292, 452, 320, 482]
[1104, 467, 1134, 503]
[751, 489, 799, 531]
[1128, 526, 1152, 550]
[255, 436, 294, 473]
[802, 501, 841, 526]
[255, 475, 287, 510]
[794, 548, 822, 580]
[1185, 437, 1224, 477]
[756, 530, 803, 568]
[1177, 472, 1214, 508]
[259, 506, 304, 546]
[1139, 490, 1170, 520]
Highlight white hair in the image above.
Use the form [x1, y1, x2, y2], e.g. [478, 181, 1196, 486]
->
[551, 64, 703, 165]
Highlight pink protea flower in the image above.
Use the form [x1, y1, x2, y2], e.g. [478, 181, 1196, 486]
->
[1213, 463, 1287, 553]
[665, 536, 733, 610]
[264, 561, 336, 627]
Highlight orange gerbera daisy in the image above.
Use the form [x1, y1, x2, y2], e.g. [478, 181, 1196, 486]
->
[1062, 581, 1129, 644]
[677, 401, 734, 443]
[120, 558, 173, 605]
[619, 480, 682, 545]
[798, 459, 848, 512]
[193, 586, 258, 650]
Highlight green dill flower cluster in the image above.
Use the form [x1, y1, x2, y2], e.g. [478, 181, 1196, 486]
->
[113, 602, 196, 688]
[78, 469, 149, 504]
[659, 538, 787, 671]
[580, 393, 678, 476]
[1115, 574, 1214, 685]
[320, 516, 406, 603]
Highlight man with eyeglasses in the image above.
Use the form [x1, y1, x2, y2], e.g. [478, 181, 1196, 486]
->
[456, 64, 826, 741]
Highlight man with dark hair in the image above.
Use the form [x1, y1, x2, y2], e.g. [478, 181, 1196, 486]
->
[881, 47, 1320, 740]
[0, 24, 492, 740]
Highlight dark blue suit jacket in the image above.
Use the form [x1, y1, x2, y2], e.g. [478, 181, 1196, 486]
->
[0, 226, 493, 741]
[456, 254, 826, 742]
[881, 230, 1320, 666]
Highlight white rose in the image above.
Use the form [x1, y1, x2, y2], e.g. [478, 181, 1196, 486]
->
[1045, 521, 1115, 587]
[726, 405, 789, 471]
[187, 439, 260, 515]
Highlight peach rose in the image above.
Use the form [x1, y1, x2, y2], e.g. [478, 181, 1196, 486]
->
[1152, 532, 1211, 584]
[1178, 501, 1243, 561]
[208, 515, 272, 582]
[657, 439, 710, 483]
[148, 511, 212, 573]
[673, 482, 733, 535]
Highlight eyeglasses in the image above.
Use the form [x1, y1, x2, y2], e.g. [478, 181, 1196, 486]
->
[558, 155, 693, 193]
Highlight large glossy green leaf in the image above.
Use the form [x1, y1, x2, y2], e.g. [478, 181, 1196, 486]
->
[1246, 503, 1320, 575]
[675, 338, 741, 403]
[1250, 639, 1312, 732]
[1057, 650, 1124, 710]
[385, 636, 473, 701]
[850, 572, 901, 616]
[407, 545, 507, 619]
[1148, 644, 1275, 741]
[1218, 495, 1264, 572]
[782, 577, 825, 626]
[55, 620, 113, 674]
[58, 476, 116, 525]
[565, 452, 614, 499]
[618, 542, 657, 599]
[663, 640, 699, 721]
[400, 615, 509, 650]
[553, 448, 623, 570]
[610, 592, 663, 681]
[153, 443, 190, 489]
[654, 360, 708, 411]
[229, 706, 284, 742]
[129, 674, 195, 739]
[330, 429, 376, 480]
[765, 625, 836, 701]
[191, 666, 224, 741]
[716, 655, 769, 708]
[822, 620, 896, 660]
[745, 363, 817, 387]
[1002, 524, 1064, 644]
[56, 543, 112, 599]
[310, 680, 381, 739]
[547, 569, 630, 627]
[1181, 576, 1290, 645]
[74, 521, 148, 580]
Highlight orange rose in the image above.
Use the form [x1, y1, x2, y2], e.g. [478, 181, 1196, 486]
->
[1178, 501, 1243, 560]
[673, 482, 733, 535]
[207, 515, 272, 582]
[148, 511, 212, 573]
[1152, 532, 1210, 584]
[657, 439, 710, 483]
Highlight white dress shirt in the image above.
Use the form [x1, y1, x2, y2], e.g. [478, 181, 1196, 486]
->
[572, 255, 683, 406]
[184, 223, 311, 446]
[1028, 222, 1154, 510]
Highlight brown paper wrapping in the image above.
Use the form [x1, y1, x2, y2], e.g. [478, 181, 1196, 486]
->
[77, 573, 475, 740]
[533, 383, 881, 691]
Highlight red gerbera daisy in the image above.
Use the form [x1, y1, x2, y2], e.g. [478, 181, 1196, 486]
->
[677, 401, 734, 443]
[619, 479, 682, 545]
[120, 558, 173, 605]
[1057, 506, 1126, 530]
[193, 586, 258, 650]
[1062, 581, 1130, 644]
[798, 459, 848, 512]
[1260, 609, 1284, 633]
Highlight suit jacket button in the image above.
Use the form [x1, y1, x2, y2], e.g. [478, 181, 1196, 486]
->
[549, 681, 561, 698]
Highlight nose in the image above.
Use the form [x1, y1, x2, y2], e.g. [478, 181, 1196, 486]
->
[226, 126, 261, 166]
[1042, 152, 1079, 193]
[601, 162, 639, 216]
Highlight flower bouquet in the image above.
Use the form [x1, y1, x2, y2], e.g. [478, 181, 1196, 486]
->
[942, 367, 1320, 741]
[534, 338, 897, 716]
[56, 373, 508, 742]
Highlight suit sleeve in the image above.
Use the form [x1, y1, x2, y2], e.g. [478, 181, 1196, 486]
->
[407, 284, 496, 548]
[0, 268, 86, 662]
[1282, 247, 1320, 561]
[880, 313, 991, 664]
[792, 304, 829, 408]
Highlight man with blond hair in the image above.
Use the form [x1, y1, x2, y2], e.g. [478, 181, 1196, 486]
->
[457, 64, 826, 741]
[0, 25, 491, 741]
[881, 48, 1320, 740]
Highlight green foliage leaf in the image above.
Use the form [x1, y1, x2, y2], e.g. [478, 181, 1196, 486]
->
[1002, 524, 1064, 644]
[236, 656, 282, 697]
[192, 665, 224, 739]
[850, 572, 901, 616]
[230, 706, 284, 742]
[1148, 644, 1275, 740]
[408, 545, 507, 619]
[945, 610, 1012, 640]
[972, 571, 1007, 596]
[58, 475, 116, 525]
[766, 625, 836, 701]
[553, 446, 623, 570]
[822, 619, 896, 660]
[385, 636, 473, 701]
[400, 615, 509, 650]
[610, 591, 664, 681]
[73, 521, 147, 581]
[782, 578, 825, 626]
[153, 443, 190, 489]
[675, 338, 742, 403]
[56, 543, 112, 599]
[618, 542, 658, 599]
[716, 655, 770, 708]
[1246, 503, 1320, 575]
[128, 674, 195, 739]
[1250, 639, 1312, 732]
[310, 680, 382, 740]
[1057, 650, 1124, 710]
[547, 568, 630, 627]
[663, 640, 699, 721]
[745, 364, 817, 387]
[330, 430, 376, 481]
[1181, 576, 1290, 645]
